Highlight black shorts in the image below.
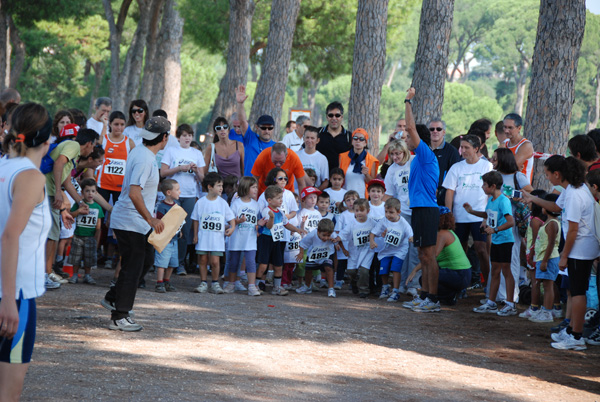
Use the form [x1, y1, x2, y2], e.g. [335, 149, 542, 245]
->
[305, 260, 333, 272]
[0, 295, 36, 364]
[567, 258, 594, 297]
[490, 242, 513, 263]
[411, 207, 439, 248]
[455, 222, 487, 243]
[256, 234, 285, 267]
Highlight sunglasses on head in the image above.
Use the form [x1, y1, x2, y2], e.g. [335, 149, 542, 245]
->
[327, 113, 342, 118]
[352, 136, 366, 142]
[429, 127, 443, 132]
[259, 126, 274, 131]
[214, 125, 229, 131]
[131, 108, 145, 114]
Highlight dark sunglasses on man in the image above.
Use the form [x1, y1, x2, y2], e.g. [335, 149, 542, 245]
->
[429, 127, 443, 132]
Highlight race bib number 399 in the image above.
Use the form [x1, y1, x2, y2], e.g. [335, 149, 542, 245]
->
[201, 213, 224, 232]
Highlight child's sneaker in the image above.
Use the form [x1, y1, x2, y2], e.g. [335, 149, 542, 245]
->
[234, 281, 247, 291]
[108, 317, 143, 332]
[223, 282, 235, 294]
[238, 272, 248, 283]
[311, 282, 320, 292]
[379, 285, 391, 299]
[248, 285, 261, 296]
[406, 287, 418, 297]
[83, 274, 96, 285]
[104, 259, 113, 270]
[551, 319, 570, 333]
[282, 283, 293, 290]
[350, 280, 359, 294]
[271, 286, 289, 296]
[412, 298, 441, 313]
[552, 306, 565, 318]
[402, 296, 424, 309]
[551, 333, 587, 351]
[68, 275, 78, 284]
[49, 272, 68, 284]
[529, 308, 553, 323]
[194, 282, 209, 293]
[497, 304, 517, 316]
[328, 288, 336, 298]
[164, 282, 176, 292]
[319, 279, 328, 288]
[584, 327, 600, 345]
[210, 282, 224, 294]
[473, 302, 498, 314]
[333, 280, 343, 290]
[155, 283, 166, 293]
[296, 284, 312, 294]
[519, 306, 537, 318]
[387, 290, 400, 302]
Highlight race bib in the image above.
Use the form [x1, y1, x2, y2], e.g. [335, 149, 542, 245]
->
[305, 217, 320, 232]
[201, 212, 224, 232]
[177, 159, 195, 174]
[104, 158, 126, 176]
[272, 223, 284, 241]
[286, 233, 301, 251]
[329, 201, 339, 215]
[385, 229, 403, 247]
[71, 177, 81, 193]
[77, 208, 99, 228]
[353, 229, 370, 247]
[308, 246, 330, 262]
[486, 210, 498, 228]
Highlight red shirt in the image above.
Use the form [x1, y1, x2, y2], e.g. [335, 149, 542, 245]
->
[251, 148, 306, 195]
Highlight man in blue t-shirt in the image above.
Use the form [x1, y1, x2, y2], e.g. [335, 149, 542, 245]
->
[403, 87, 442, 313]
[231, 85, 276, 175]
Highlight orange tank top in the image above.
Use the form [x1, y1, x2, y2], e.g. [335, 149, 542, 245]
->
[97, 133, 131, 192]
[505, 138, 533, 183]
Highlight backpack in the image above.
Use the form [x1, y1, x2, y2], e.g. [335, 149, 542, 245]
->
[511, 173, 530, 238]
[40, 143, 59, 174]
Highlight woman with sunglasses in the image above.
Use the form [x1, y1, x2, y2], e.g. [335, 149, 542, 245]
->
[123, 99, 149, 147]
[203, 117, 244, 178]
[338, 128, 379, 198]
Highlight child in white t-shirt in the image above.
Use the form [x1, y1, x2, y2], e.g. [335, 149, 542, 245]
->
[227, 177, 261, 296]
[191, 173, 235, 294]
[296, 186, 324, 288]
[367, 179, 386, 295]
[332, 190, 359, 290]
[296, 219, 337, 297]
[282, 192, 301, 290]
[324, 168, 347, 216]
[370, 198, 413, 302]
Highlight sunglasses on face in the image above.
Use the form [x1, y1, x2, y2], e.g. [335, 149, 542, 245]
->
[214, 125, 229, 131]
[327, 113, 342, 118]
[260, 126, 274, 131]
[276, 176, 288, 182]
[352, 136, 366, 142]
[131, 108, 145, 114]
[429, 127, 443, 132]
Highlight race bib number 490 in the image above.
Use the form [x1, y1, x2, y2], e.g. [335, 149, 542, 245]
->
[104, 158, 126, 176]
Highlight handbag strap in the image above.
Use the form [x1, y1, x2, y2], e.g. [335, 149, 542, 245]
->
[210, 143, 216, 168]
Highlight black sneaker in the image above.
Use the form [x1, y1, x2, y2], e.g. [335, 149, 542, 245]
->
[551, 319, 570, 333]
[359, 293, 369, 299]
[100, 299, 135, 317]
[258, 281, 266, 291]
[351, 281, 359, 295]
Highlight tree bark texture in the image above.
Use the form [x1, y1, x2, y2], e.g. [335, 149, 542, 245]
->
[159, 0, 183, 127]
[411, 0, 454, 124]
[525, 0, 586, 189]
[592, 70, 600, 130]
[513, 59, 528, 115]
[103, 0, 132, 112]
[249, 0, 300, 138]
[210, 0, 255, 126]
[348, 0, 389, 152]
[7, 15, 23, 88]
[0, 11, 9, 90]
[140, 0, 166, 106]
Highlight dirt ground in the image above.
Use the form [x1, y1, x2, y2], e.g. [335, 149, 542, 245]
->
[21, 267, 600, 401]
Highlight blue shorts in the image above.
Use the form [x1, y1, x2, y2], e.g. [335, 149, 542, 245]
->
[154, 239, 179, 268]
[379, 256, 404, 275]
[535, 257, 559, 281]
[0, 295, 36, 364]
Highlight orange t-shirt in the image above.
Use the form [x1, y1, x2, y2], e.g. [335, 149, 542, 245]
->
[97, 133, 132, 192]
[251, 148, 306, 195]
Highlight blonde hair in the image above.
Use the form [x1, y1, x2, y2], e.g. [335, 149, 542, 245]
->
[387, 140, 410, 164]
[339, 190, 359, 213]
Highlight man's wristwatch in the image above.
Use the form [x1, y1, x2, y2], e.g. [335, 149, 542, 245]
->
[494, 228, 498, 234]
[404, 99, 412, 104]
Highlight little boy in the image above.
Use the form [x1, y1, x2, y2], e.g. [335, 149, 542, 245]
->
[336, 199, 376, 298]
[68, 178, 104, 284]
[296, 219, 337, 297]
[369, 198, 413, 302]
[465, 171, 516, 316]
[304, 168, 318, 188]
[257, 185, 305, 295]
[317, 192, 335, 221]
[192, 172, 236, 294]
[367, 179, 386, 295]
[154, 179, 182, 293]
[297, 186, 325, 287]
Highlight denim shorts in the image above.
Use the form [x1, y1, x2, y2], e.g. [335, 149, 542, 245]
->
[535, 257, 559, 281]
[155, 239, 179, 268]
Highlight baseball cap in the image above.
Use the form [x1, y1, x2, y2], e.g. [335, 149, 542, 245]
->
[256, 115, 275, 126]
[353, 128, 369, 140]
[367, 179, 385, 191]
[301, 186, 322, 200]
[139, 116, 171, 140]
[59, 123, 80, 138]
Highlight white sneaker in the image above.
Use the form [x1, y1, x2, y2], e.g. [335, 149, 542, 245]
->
[210, 282, 224, 294]
[271, 286, 289, 296]
[194, 282, 209, 293]
[109, 317, 143, 332]
[551, 327, 570, 343]
[497, 304, 517, 317]
[45, 274, 61, 289]
[412, 297, 441, 313]
[49, 272, 68, 284]
[223, 283, 235, 294]
[295, 284, 312, 294]
[333, 280, 343, 290]
[387, 290, 400, 302]
[234, 281, 247, 291]
[473, 302, 498, 314]
[402, 296, 424, 309]
[529, 309, 554, 323]
[247, 285, 261, 296]
[319, 279, 328, 288]
[519, 306, 537, 318]
[551, 333, 587, 351]
[379, 285, 391, 299]
[406, 287, 418, 297]
[552, 307, 565, 318]
[328, 288, 336, 298]
[83, 274, 96, 285]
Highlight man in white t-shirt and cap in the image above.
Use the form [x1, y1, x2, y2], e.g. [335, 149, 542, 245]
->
[281, 115, 311, 153]
[101, 116, 169, 332]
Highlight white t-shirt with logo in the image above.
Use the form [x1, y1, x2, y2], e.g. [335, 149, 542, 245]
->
[191, 196, 235, 252]
[371, 216, 413, 260]
[295, 149, 329, 190]
[442, 158, 493, 223]
[161, 146, 206, 198]
[324, 188, 347, 216]
[384, 158, 413, 216]
[299, 229, 334, 265]
[336, 216, 376, 270]
[369, 202, 386, 252]
[297, 208, 322, 234]
[229, 198, 259, 251]
[284, 215, 302, 263]
[333, 210, 354, 260]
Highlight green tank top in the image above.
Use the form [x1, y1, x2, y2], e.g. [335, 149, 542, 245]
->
[437, 231, 471, 270]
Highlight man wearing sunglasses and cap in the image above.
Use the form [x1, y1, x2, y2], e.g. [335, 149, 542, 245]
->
[316, 101, 353, 172]
[101, 116, 169, 332]
[429, 118, 461, 206]
[232, 85, 276, 175]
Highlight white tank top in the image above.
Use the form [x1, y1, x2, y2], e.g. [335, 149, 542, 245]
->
[0, 157, 51, 299]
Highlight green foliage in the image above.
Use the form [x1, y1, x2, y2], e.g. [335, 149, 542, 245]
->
[573, 11, 600, 131]
[5, 0, 102, 25]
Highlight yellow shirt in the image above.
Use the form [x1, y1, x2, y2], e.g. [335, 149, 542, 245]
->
[534, 218, 560, 262]
[45, 140, 80, 196]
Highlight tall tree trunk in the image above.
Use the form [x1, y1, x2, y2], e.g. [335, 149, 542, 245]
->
[385, 58, 399, 88]
[526, 0, 585, 189]
[591, 69, 600, 130]
[89, 62, 105, 116]
[159, 0, 183, 127]
[296, 86, 303, 107]
[140, 0, 166, 108]
[7, 15, 23, 88]
[348, 0, 389, 152]
[0, 11, 10, 90]
[411, 0, 455, 123]
[210, 0, 255, 126]
[248, 0, 300, 139]
[513, 60, 528, 115]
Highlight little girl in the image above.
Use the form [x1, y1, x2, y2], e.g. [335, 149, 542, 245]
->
[324, 168, 347, 217]
[333, 190, 359, 290]
[228, 177, 261, 296]
[282, 193, 301, 289]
